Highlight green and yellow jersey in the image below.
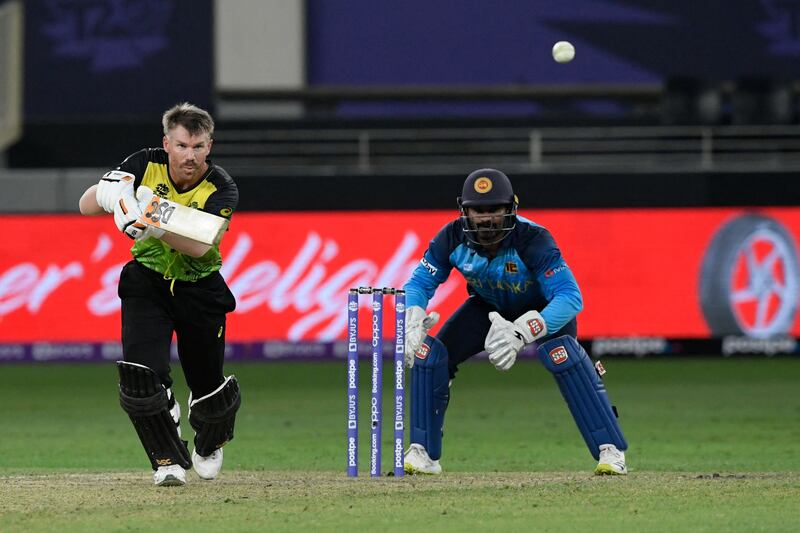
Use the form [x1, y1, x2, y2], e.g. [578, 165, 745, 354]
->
[115, 148, 239, 282]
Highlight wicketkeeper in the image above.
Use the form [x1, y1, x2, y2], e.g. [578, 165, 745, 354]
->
[79, 103, 241, 486]
[402, 168, 628, 475]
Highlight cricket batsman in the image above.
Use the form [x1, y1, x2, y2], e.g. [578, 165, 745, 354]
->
[402, 168, 628, 475]
[78, 103, 241, 486]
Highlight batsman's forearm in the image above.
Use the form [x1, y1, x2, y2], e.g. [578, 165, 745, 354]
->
[78, 184, 105, 215]
[160, 231, 213, 258]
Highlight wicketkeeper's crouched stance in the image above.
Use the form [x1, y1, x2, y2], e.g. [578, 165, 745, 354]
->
[79, 103, 241, 486]
[402, 168, 628, 476]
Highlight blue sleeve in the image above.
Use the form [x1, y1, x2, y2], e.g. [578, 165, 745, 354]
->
[519, 230, 583, 332]
[403, 223, 455, 309]
[539, 265, 583, 332]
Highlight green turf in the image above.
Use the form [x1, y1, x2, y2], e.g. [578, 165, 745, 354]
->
[1, 358, 799, 531]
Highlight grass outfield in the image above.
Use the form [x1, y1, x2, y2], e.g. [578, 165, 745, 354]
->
[1, 358, 799, 531]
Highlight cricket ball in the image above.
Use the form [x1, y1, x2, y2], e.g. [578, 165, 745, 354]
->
[552, 41, 575, 64]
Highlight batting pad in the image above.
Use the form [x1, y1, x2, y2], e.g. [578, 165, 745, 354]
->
[189, 376, 241, 457]
[537, 336, 627, 460]
[117, 361, 192, 470]
[410, 335, 450, 461]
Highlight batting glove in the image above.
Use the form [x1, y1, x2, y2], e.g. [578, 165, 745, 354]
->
[96, 171, 135, 213]
[404, 305, 440, 368]
[121, 186, 166, 241]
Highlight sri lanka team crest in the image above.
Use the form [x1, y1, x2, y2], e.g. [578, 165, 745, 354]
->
[415, 343, 430, 360]
[549, 346, 568, 365]
[474, 177, 493, 194]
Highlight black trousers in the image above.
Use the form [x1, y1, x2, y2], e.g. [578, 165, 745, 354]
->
[438, 295, 578, 380]
[118, 260, 236, 397]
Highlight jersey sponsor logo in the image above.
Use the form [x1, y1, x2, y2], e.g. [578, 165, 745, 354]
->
[549, 346, 569, 364]
[463, 263, 473, 272]
[415, 342, 430, 360]
[467, 277, 535, 294]
[474, 177, 493, 193]
[545, 264, 569, 278]
[505, 261, 518, 273]
[420, 257, 438, 275]
[527, 318, 544, 336]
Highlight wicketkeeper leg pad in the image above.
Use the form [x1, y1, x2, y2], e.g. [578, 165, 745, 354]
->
[537, 335, 627, 460]
[117, 361, 192, 470]
[410, 335, 450, 461]
[189, 376, 241, 457]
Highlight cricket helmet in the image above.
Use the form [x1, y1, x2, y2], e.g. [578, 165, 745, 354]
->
[457, 168, 519, 245]
[457, 168, 517, 208]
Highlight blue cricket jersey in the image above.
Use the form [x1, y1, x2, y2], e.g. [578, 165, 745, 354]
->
[404, 216, 583, 333]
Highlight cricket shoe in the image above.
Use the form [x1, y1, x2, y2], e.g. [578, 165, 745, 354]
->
[193, 448, 223, 480]
[153, 464, 187, 486]
[403, 443, 442, 475]
[594, 444, 627, 475]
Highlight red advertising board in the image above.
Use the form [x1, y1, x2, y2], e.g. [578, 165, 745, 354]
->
[1, 208, 799, 342]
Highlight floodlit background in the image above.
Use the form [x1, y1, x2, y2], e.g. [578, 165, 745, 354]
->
[2, 0, 800, 359]
[0, 3, 799, 530]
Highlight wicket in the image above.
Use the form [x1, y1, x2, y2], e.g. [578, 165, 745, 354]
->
[347, 286, 406, 477]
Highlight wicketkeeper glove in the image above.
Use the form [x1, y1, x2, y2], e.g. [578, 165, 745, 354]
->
[404, 305, 440, 368]
[484, 310, 547, 371]
[96, 170, 135, 213]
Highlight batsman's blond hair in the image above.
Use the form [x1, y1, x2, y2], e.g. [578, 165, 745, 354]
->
[162, 103, 214, 138]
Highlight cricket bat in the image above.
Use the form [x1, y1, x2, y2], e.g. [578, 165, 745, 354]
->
[137, 189, 229, 246]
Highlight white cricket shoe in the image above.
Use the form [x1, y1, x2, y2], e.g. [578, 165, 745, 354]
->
[594, 444, 627, 475]
[153, 464, 187, 486]
[193, 448, 223, 480]
[403, 443, 442, 475]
